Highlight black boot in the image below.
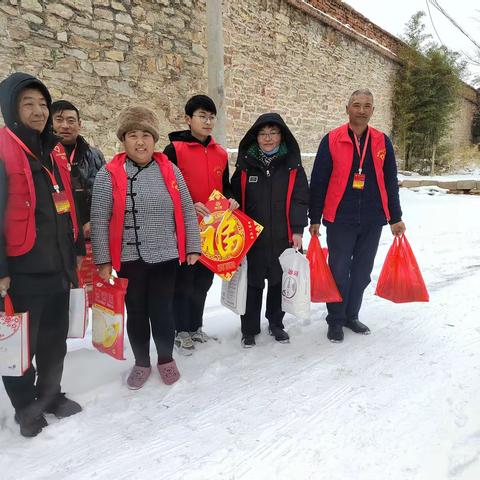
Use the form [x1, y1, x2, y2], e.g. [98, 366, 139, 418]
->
[241, 334, 256, 348]
[43, 393, 82, 419]
[14, 402, 48, 438]
[327, 323, 344, 343]
[269, 325, 290, 343]
[344, 318, 371, 335]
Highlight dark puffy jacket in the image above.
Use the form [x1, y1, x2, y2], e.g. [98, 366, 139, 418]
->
[67, 135, 105, 224]
[231, 113, 309, 288]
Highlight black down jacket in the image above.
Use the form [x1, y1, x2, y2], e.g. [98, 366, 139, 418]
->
[231, 113, 309, 288]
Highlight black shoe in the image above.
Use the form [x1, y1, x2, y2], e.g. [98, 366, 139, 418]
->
[344, 318, 371, 335]
[241, 334, 256, 348]
[327, 324, 344, 343]
[14, 404, 48, 438]
[43, 393, 82, 419]
[269, 325, 290, 343]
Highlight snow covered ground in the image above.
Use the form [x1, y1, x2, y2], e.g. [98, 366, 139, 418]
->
[1, 188, 480, 480]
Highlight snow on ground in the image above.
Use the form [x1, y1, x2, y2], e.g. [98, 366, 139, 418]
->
[1, 189, 480, 480]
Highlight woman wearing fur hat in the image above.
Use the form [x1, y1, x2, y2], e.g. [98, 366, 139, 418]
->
[90, 106, 201, 389]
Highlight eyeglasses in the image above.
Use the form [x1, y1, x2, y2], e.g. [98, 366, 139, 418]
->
[257, 131, 281, 139]
[192, 114, 217, 124]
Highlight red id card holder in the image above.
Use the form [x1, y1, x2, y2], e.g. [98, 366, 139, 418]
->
[52, 190, 71, 214]
[352, 173, 365, 190]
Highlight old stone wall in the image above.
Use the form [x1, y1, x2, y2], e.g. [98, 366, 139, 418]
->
[0, 0, 477, 169]
[0, 0, 208, 158]
[223, 0, 398, 169]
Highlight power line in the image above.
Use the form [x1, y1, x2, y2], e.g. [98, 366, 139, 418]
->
[425, 0, 445, 47]
[428, 0, 480, 51]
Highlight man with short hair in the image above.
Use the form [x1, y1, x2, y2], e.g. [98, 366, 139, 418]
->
[164, 94, 238, 355]
[309, 89, 406, 343]
[51, 100, 105, 238]
[0, 73, 84, 437]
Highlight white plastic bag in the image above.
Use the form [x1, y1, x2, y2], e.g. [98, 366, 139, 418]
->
[0, 295, 30, 376]
[68, 286, 89, 339]
[221, 258, 247, 315]
[279, 248, 311, 319]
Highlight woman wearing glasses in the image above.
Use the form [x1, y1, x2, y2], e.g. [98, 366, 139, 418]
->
[231, 113, 309, 347]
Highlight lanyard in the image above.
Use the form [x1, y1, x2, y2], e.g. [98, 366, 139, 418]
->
[68, 146, 77, 165]
[352, 127, 370, 174]
[5, 127, 60, 192]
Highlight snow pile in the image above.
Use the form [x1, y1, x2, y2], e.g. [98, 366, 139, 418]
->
[1, 188, 479, 480]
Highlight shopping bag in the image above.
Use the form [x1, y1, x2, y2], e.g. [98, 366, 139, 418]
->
[221, 258, 248, 315]
[0, 295, 30, 376]
[68, 286, 89, 339]
[279, 248, 311, 319]
[78, 241, 94, 307]
[92, 276, 128, 360]
[306, 235, 342, 303]
[375, 235, 429, 303]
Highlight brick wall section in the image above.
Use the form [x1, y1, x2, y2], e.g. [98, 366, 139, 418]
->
[0, 0, 208, 158]
[0, 0, 477, 169]
[223, 0, 398, 171]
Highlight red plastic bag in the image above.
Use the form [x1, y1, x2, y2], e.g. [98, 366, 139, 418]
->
[306, 235, 342, 303]
[92, 276, 128, 360]
[78, 241, 94, 307]
[375, 235, 429, 303]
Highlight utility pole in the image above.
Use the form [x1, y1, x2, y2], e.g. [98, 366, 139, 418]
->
[206, 0, 227, 147]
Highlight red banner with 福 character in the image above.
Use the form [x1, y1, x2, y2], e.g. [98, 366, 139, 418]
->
[198, 190, 263, 281]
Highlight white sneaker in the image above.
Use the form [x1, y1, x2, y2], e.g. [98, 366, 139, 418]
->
[175, 331, 195, 356]
[190, 327, 210, 343]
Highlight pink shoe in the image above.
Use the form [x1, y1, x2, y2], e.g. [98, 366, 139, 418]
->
[126, 365, 151, 390]
[157, 360, 180, 385]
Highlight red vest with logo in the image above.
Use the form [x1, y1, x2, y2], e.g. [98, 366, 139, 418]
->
[323, 123, 390, 222]
[106, 152, 186, 271]
[173, 138, 227, 203]
[0, 127, 78, 256]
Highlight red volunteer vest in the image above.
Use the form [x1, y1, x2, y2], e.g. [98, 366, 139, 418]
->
[323, 123, 390, 222]
[106, 152, 186, 271]
[0, 127, 78, 256]
[173, 139, 227, 203]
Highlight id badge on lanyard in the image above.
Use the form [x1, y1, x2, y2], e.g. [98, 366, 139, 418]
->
[43, 161, 71, 215]
[352, 128, 370, 190]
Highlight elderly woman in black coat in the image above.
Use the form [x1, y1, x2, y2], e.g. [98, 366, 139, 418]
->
[231, 113, 309, 347]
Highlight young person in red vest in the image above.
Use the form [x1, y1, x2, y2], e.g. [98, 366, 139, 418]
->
[163, 95, 239, 355]
[309, 89, 406, 343]
[90, 106, 201, 390]
[231, 113, 309, 347]
[0, 72, 85, 437]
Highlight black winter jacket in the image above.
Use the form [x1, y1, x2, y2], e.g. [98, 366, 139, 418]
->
[64, 135, 105, 225]
[231, 113, 309, 288]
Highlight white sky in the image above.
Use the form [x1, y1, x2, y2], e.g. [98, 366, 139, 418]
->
[343, 0, 480, 84]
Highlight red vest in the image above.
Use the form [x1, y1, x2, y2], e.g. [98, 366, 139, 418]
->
[323, 123, 390, 222]
[0, 127, 78, 257]
[106, 152, 186, 271]
[173, 138, 227, 203]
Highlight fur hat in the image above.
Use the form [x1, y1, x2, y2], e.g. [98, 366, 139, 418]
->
[116, 106, 160, 142]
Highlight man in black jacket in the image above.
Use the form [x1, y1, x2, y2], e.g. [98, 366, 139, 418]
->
[231, 113, 309, 347]
[51, 100, 105, 239]
[0, 73, 84, 437]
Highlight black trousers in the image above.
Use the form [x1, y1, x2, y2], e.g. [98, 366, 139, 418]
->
[119, 259, 178, 367]
[325, 222, 383, 326]
[173, 262, 214, 333]
[2, 290, 69, 411]
[241, 282, 285, 336]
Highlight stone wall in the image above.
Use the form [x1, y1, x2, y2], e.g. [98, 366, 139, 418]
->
[223, 0, 398, 169]
[0, 0, 208, 158]
[448, 85, 478, 149]
[0, 0, 477, 170]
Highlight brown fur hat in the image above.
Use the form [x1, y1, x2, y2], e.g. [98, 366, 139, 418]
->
[116, 106, 159, 142]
